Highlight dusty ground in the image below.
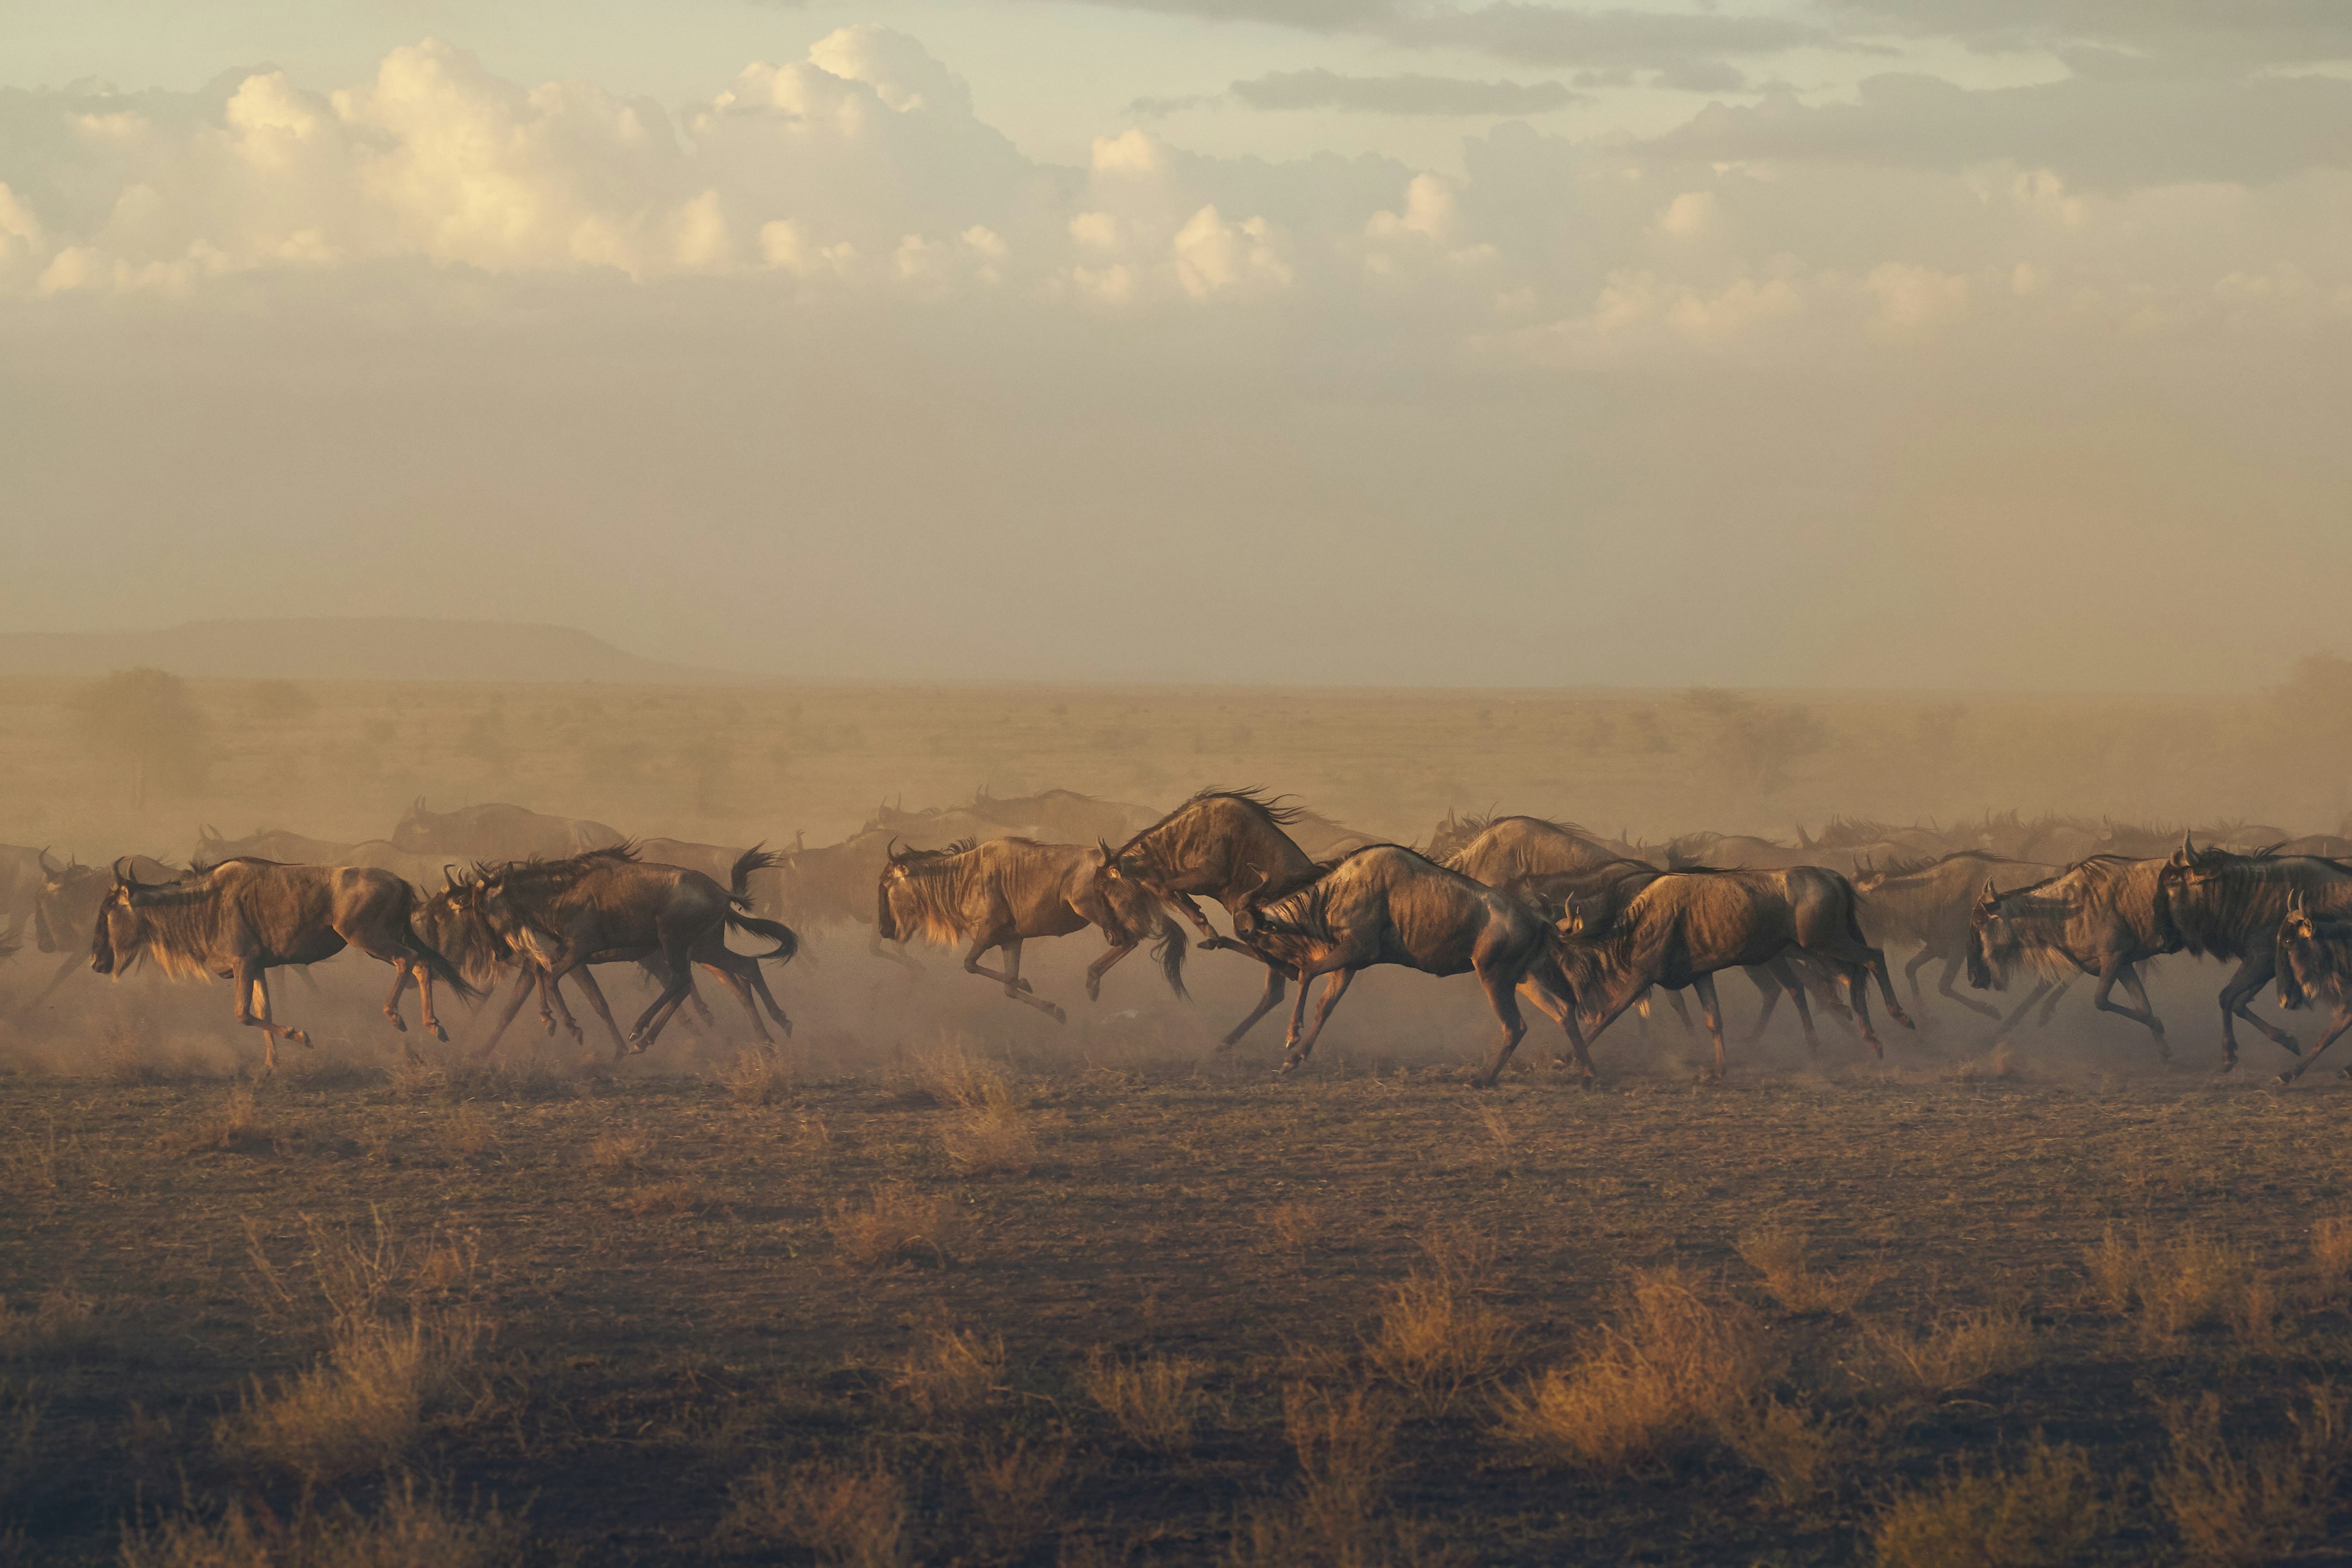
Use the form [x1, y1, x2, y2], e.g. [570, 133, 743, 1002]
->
[6, 990, 2352, 1564]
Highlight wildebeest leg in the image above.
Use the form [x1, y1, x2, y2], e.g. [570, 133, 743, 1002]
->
[1742, 968, 1782, 1043]
[1523, 954, 1596, 1086]
[1278, 967, 1356, 1074]
[867, 924, 923, 974]
[973, 932, 1067, 1023]
[696, 954, 774, 1045]
[1936, 952, 2003, 1020]
[1863, 943, 1915, 1030]
[2113, 968, 2166, 1058]
[1163, 892, 1225, 949]
[2214, 952, 2298, 1069]
[1988, 979, 2054, 1042]
[2090, 957, 2168, 1055]
[1776, 960, 1822, 1055]
[537, 968, 589, 1047]
[562, 966, 633, 1057]
[232, 961, 306, 1075]
[470, 968, 544, 1060]
[2034, 981, 2071, 1028]
[2277, 1007, 2352, 1085]
[1470, 968, 1530, 1087]
[707, 949, 792, 1038]
[1219, 962, 1289, 1052]
[1838, 963, 1885, 1059]
[1691, 971, 1732, 1079]
[1903, 945, 1934, 1005]
[1659, 987, 1697, 1035]
[1084, 932, 1138, 1002]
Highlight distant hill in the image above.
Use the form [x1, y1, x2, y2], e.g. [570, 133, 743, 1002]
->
[0, 619, 755, 685]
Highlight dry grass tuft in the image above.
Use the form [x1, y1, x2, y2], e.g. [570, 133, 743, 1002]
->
[1493, 1267, 1773, 1471]
[1264, 1200, 1325, 1254]
[827, 1183, 955, 1270]
[718, 1044, 799, 1106]
[1948, 1044, 2026, 1083]
[622, 1177, 715, 1218]
[184, 1087, 277, 1155]
[898, 1035, 1014, 1110]
[889, 1323, 1004, 1418]
[1872, 1438, 2112, 1568]
[442, 1104, 496, 1158]
[940, 1080, 1039, 1178]
[588, 1129, 652, 1174]
[2312, 1216, 2352, 1303]
[1859, 1305, 2040, 1397]
[2085, 1224, 2252, 1343]
[220, 1313, 484, 1484]
[2157, 1386, 2351, 1566]
[0, 1288, 104, 1360]
[1283, 1382, 1399, 1560]
[119, 1476, 516, 1568]
[243, 1210, 481, 1336]
[1716, 1394, 1848, 1506]
[964, 1439, 1069, 1562]
[1081, 1350, 1208, 1454]
[1736, 1223, 1880, 1315]
[726, 1458, 908, 1567]
[1364, 1270, 1517, 1413]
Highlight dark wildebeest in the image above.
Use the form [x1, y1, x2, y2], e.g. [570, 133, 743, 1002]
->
[1853, 851, 2068, 1023]
[1551, 866, 1913, 1079]
[1099, 788, 1329, 1049]
[875, 838, 1186, 1022]
[1966, 856, 2175, 1054]
[2271, 897, 2352, 1085]
[467, 846, 798, 1057]
[0, 843, 48, 945]
[969, 788, 1161, 845]
[770, 807, 1036, 972]
[195, 826, 361, 865]
[1658, 832, 1816, 871]
[2274, 835, 2352, 859]
[392, 800, 625, 862]
[1229, 844, 1593, 1086]
[2154, 837, 2352, 1069]
[1505, 859, 1858, 1051]
[88, 858, 476, 1072]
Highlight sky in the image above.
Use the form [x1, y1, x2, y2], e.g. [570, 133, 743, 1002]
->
[2, 1, 2349, 690]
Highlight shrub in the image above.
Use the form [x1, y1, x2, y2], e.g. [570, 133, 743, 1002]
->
[1081, 1351, 1208, 1454]
[2157, 1387, 2351, 1566]
[726, 1459, 908, 1567]
[891, 1324, 1004, 1419]
[827, 1183, 955, 1270]
[1872, 1439, 2111, 1568]
[1860, 1305, 2040, 1397]
[1736, 1223, 1880, 1315]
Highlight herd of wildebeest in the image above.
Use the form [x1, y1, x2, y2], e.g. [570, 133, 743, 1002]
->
[9, 788, 2352, 1087]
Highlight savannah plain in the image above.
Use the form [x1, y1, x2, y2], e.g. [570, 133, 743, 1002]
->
[7, 673, 2352, 1565]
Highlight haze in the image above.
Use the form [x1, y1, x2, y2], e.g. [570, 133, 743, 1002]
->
[4, 1, 2348, 690]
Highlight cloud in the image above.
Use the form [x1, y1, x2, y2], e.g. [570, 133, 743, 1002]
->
[1825, 0, 2352, 66]
[1228, 68, 1584, 115]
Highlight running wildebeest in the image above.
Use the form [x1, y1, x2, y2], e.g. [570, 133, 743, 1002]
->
[1966, 856, 2175, 1054]
[0, 843, 47, 945]
[88, 858, 477, 1071]
[1658, 832, 1817, 871]
[195, 826, 362, 865]
[968, 788, 1161, 846]
[1229, 844, 1593, 1086]
[1438, 815, 1627, 884]
[392, 800, 625, 862]
[875, 837, 1187, 1022]
[466, 846, 797, 1057]
[772, 808, 1039, 972]
[2154, 835, 2352, 1069]
[2271, 895, 2352, 1085]
[1853, 850, 2068, 1023]
[1551, 865, 1913, 1079]
[1099, 788, 1329, 1049]
[18, 853, 186, 1014]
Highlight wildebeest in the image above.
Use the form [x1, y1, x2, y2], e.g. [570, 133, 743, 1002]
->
[1966, 856, 2174, 1054]
[1551, 865, 1913, 1078]
[195, 826, 364, 865]
[1658, 832, 1816, 871]
[392, 800, 625, 862]
[18, 853, 183, 1012]
[771, 807, 1041, 971]
[2154, 837, 2352, 1069]
[0, 843, 47, 945]
[968, 788, 1161, 846]
[1100, 788, 1329, 1048]
[466, 846, 798, 1057]
[1853, 851, 2067, 1022]
[1438, 815, 1627, 884]
[875, 838, 1186, 1022]
[1230, 845, 1592, 1086]
[88, 858, 477, 1071]
[2271, 896, 2352, 1084]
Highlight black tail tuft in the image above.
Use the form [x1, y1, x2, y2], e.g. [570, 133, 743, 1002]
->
[728, 911, 800, 963]
[1154, 913, 1189, 1001]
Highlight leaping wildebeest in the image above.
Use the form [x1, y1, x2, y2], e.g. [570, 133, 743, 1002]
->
[1229, 844, 1593, 1086]
[2271, 896, 2352, 1085]
[1966, 856, 2176, 1055]
[1551, 865, 1912, 1079]
[875, 837, 1188, 1022]
[88, 858, 478, 1072]
[1098, 788, 1329, 1048]
[466, 846, 798, 1057]
[2153, 836, 2352, 1069]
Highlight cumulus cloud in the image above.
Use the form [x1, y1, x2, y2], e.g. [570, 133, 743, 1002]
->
[1228, 68, 1584, 115]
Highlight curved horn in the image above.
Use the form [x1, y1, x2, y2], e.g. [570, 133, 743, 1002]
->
[443, 864, 462, 892]
[1981, 877, 1999, 908]
[113, 856, 145, 893]
[37, 846, 58, 875]
[1096, 837, 1118, 867]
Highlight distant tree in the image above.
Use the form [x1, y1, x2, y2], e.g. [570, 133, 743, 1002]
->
[71, 667, 217, 808]
[1684, 687, 1829, 799]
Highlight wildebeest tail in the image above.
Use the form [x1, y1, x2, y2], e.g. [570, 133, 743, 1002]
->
[728, 843, 783, 905]
[727, 910, 800, 963]
[1153, 911, 1189, 1000]
[401, 917, 483, 1005]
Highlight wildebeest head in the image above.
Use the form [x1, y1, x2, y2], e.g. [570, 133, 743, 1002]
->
[88, 859, 157, 976]
[390, 796, 434, 853]
[2274, 891, 2338, 1013]
[1849, 856, 1884, 897]
[34, 853, 86, 955]
[1966, 878, 2011, 990]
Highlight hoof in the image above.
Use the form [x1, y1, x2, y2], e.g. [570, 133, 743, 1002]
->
[780, 1017, 794, 1038]
[1016, 978, 1035, 995]
[429, 1022, 448, 1043]
[288, 1030, 311, 1047]
[1046, 1005, 1068, 1025]
[386, 1012, 407, 1033]
[2278, 1071, 2296, 1085]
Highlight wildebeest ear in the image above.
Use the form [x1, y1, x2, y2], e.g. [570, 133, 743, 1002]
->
[1980, 878, 1998, 908]
[2171, 832, 2194, 866]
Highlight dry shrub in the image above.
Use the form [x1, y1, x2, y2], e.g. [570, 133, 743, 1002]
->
[1736, 1223, 1880, 1315]
[1716, 1394, 1846, 1506]
[0, 1288, 103, 1360]
[185, 1087, 276, 1155]
[244, 1211, 482, 1336]
[1872, 1439, 2111, 1568]
[2312, 1216, 2352, 1302]
[588, 1129, 652, 1174]
[1365, 1272, 1517, 1413]
[1859, 1305, 2039, 1397]
[718, 1044, 798, 1106]
[1264, 1200, 1325, 1253]
[727, 1458, 908, 1567]
[1493, 1267, 1774, 1471]
[2157, 1385, 2351, 1566]
[2086, 1224, 2252, 1343]
[442, 1105, 495, 1158]
[221, 1313, 484, 1484]
[899, 1035, 1013, 1109]
[119, 1476, 516, 1568]
[1081, 1350, 1208, 1454]
[622, 1178, 715, 1218]
[940, 1082, 1039, 1178]
[965, 1439, 1069, 1562]
[1284, 1383, 1398, 1559]
[827, 1183, 954, 1270]
[890, 1324, 1004, 1418]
